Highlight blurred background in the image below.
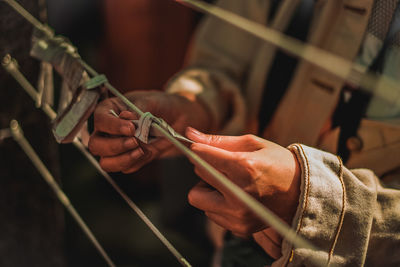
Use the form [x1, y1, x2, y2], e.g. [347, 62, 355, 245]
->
[0, 0, 214, 266]
[49, 0, 213, 266]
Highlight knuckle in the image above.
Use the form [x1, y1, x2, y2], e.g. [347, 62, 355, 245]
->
[93, 112, 103, 127]
[243, 134, 258, 144]
[236, 153, 247, 164]
[205, 212, 215, 222]
[236, 223, 253, 236]
[242, 134, 264, 150]
[237, 154, 253, 169]
[209, 134, 222, 144]
[187, 190, 196, 206]
[99, 159, 112, 172]
[132, 148, 150, 161]
[94, 99, 111, 116]
[193, 167, 202, 179]
[231, 223, 245, 235]
[238, 155, 258, 176]
[234, 208, 248, 220]
[122, 168, 135, 174]
[120, 159, 133, 170]
[88, 137, 97, 154]
[94, 100, 107, 114]
[109, 141, 122, 154]
[246, 158, 257, 171]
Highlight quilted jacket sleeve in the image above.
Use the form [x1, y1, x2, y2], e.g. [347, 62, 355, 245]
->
[270, 144, 400, 267]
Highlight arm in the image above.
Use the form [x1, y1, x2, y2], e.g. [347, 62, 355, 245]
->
[185, 128, 400, 266]
[88, 91, 210, 173]
[167, 0, 269, 134]
[273, 144, 400, 267]
[88, 0, 270, 172]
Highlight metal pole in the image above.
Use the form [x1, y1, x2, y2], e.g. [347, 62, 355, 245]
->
[10, 120, 116, 267]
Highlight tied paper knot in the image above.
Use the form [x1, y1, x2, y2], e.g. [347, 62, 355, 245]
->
[134, 112, 158, 144]
[110, 110, 193, 144]
[135, 112, 193, 144]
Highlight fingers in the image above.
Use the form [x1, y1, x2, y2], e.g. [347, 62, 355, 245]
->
[189, 143, 247, 193]
[253, 229, 283, 260]
[192, 164, 231, 197]
[189, 182, 266, 236]
[99, 147, 145, 172]
[94, 99, 136, 136]
[119, 111, 136, 120]
[188, 182, 253, 236]
[98, 137, 171, 173]
[205, 211, 253, 237]
[89, 134, 139, 157]
[119, 140, 170, 173]
[118, 139, 171, 173]
[190, 143, 238, 174]
[120, 151, 153, 174]
[188, 181, 226, 213]
[186, 127, 265, 152]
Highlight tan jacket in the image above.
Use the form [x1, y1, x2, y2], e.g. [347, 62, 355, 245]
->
[167, 0, 400, 266]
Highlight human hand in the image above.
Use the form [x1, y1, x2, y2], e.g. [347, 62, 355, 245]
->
[88, 90, 211, 173]
[185, 128, 301, 236]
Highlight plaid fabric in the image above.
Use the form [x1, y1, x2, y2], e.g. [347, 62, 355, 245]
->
[358, 0, 399, 69]
[367, 0, 399, 41]
[357, 0, 400, 119]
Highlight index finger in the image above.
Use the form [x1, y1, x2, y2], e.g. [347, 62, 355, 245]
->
[190, 142, 242, 175]
[186, 127, 265, 152]
[94, 101, 136, 136]
[189, 143, 246, 196]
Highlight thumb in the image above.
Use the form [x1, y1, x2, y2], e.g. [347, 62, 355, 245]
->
[186, 127, 264, 152]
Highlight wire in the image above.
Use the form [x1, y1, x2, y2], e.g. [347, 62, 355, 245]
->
[2, 54, 192, 267]
[9, 120, 116, 267]
[175, 0, 399, 105]
[2, 0, 322, 262]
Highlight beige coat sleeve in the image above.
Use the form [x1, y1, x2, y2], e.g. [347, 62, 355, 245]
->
[270, 144, 400, 266]
[166, 0, 269, 134]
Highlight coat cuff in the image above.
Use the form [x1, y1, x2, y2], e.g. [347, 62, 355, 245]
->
[273, 144, 346, 266]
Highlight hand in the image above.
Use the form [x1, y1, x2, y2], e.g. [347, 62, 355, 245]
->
[185, 128, 301, 237]
[88, 90, 211, 173]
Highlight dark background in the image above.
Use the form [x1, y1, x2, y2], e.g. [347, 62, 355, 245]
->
[1, 0, 214, 266]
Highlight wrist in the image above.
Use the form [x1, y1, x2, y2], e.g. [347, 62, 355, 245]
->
[281, 149, 301, 225]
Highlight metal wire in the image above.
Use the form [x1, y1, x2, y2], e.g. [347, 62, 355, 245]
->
[9, 120, 116, 267]
[3, 0, 318, 255]
[78, 7, 318, 256]
[175, 0, 399, 104]
[3, 0, 323, 261]
[72, 140, 192, 267]
[2, 54, 192, 267]
[2, 0, 53, 36]
[75, 28, 318, 256]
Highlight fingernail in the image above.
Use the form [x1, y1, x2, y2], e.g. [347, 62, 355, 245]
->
[124, 138, 137, 148]
[120, 111, 135, 120]
[189, 143, 199, 152]
[121, 124, 134, 136]
[187, 127, 201, 136]
[130, 147, 144, 159]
